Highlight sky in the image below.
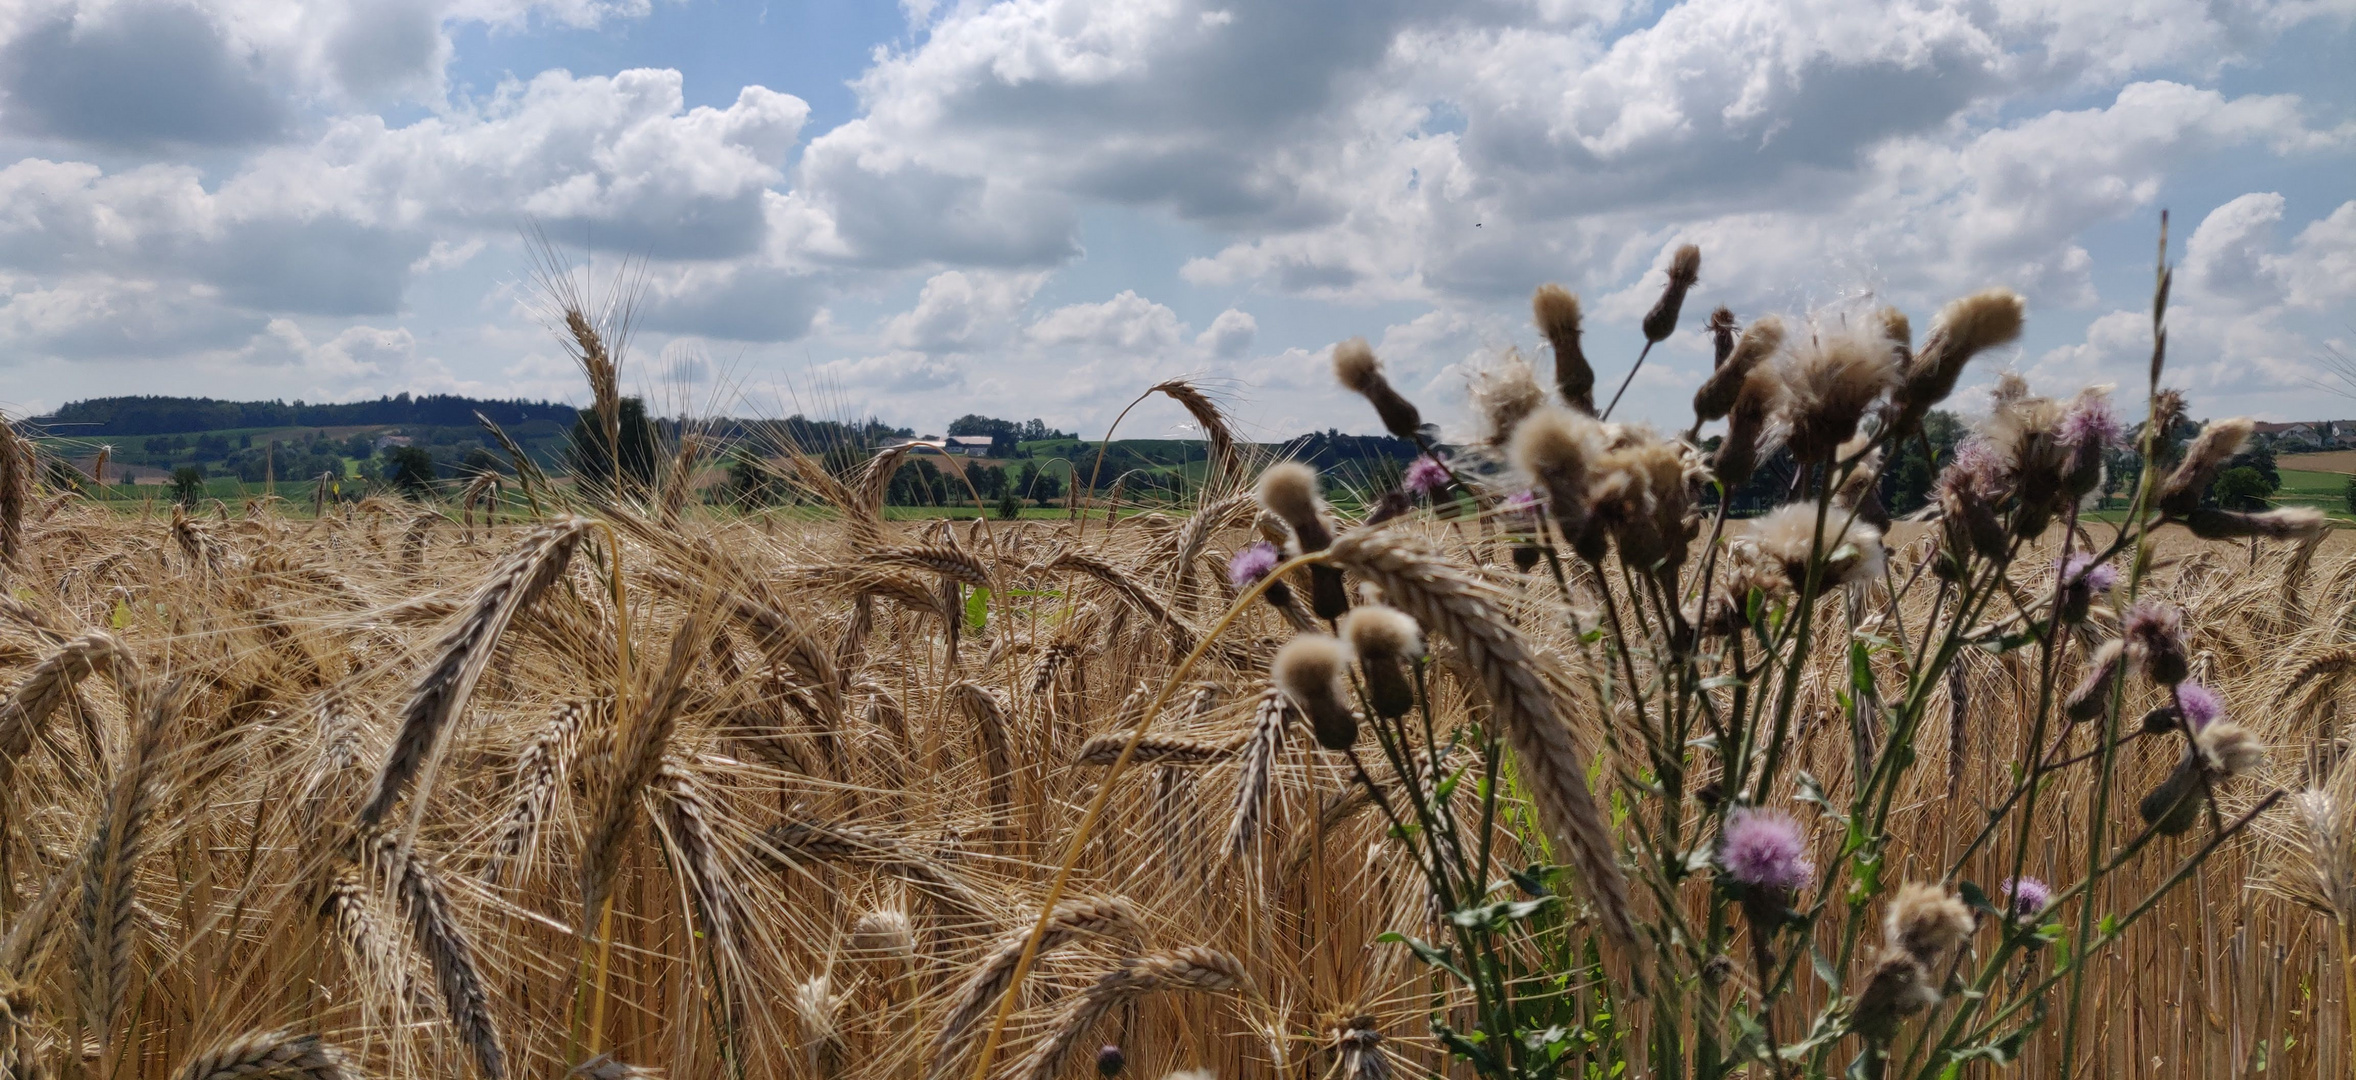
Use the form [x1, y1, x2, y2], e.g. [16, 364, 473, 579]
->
[0, 0, 2350, 443]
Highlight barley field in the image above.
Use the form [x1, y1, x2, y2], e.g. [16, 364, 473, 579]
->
[1, 264, 2349, 1080]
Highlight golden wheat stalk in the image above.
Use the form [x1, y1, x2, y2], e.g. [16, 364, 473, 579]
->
[924, 896, 1143, 1080]
[1324, 528, 1637, 952]
[481, 699, 597, 885]
[359, 518, 592, 827]
[374, 836, 504, 1080]
[176, 1029, 353, 1080]
[1008, 947, 1253, 1080]
[76, 677, 173, 1046]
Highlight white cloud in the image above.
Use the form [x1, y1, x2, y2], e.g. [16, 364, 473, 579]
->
[1029, 291, 1184, 351]
[0, 68, 815, 360]
[2033, 193, 2356, 418]
[2271, 200, 2356, 310]
[883, 269, 1047, 353]
[0, 0, 2351, 427]
[1196, 307, 1256, 357]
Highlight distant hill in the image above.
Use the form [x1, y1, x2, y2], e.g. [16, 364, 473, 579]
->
[37, 394, 577, 436]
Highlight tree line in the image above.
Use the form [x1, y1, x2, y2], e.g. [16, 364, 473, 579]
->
[41, 394, 578, 435]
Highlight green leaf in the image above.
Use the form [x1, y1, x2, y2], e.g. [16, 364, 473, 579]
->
[963, 586, 989, 632]
[2098, 913, 2120, 938]
[1957, 880, 1998, 917]
[1846, 852, 1884, 907]
[1433, 761, 1470, 802]
[1812, 948, 1842, 993]
[1848, 639, 1875, 704]
[110, 598, 131, 629]
[1449, 895, 1558, 931]
[1700, 674, 1747, 690]
[1377, 931, 1471, 982]
[1508, 863, 1552, 898]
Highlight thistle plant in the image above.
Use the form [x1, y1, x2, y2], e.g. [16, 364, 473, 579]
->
[1268, 221, 2295, 1079]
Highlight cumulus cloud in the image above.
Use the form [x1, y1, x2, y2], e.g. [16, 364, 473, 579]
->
[883, 270, 1047, 353]
[1197, 307, 1256, 357]
[0, 68, 815, 361]
[0, 0, 2349, 425]
[1029, 291, 1184, 351]
[1, 1, 286, 148]
[2033, 192, 2356, 415]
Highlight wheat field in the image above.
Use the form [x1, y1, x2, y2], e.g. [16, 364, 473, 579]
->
[0, 475, 2340, 1080]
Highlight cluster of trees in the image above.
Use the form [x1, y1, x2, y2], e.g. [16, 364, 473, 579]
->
[44, 394, 574, 436]
[944, 415, 1074, 457]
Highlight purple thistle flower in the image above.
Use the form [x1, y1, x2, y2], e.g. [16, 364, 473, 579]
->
[1227, 541, 1281, 588]
[2058, 553, 2118, 593]
[2057, 391, 2125, 452]
[2175, 680, 2224, 730]
[1999, 876, 2052, 920]
[1404, 456, 1452, 498]
[1946, 437, 2006, 499]
[1504, 489, 1539, 511]
[1720, 808, 1813, 893]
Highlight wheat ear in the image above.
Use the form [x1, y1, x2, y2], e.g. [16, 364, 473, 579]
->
[580, 614, 708, 922]
[323, 861, 409, 1004]
[375, 837, 504, 1080]
[756, 820, 987, 923]
[77, 677, 173, 1046]
[2, 866, 73, 981]
[924, 896, 1142, 1078]
[481, 699, 595, 885]
[864, 546, 992, 591]
[654, 762, 745, 1000]
[1324, 528, 1638, 952]
[0, 631, 128, 783]
[1224, 687, 1293, 863]
[952, 682, 1016, 829]
[1009, 947, 1253, 1080]
[0, 417, 24, 568]
[1074, 732, 1237, 765]
[176, 1029, 353, 1080]
[359, 518, 591, 827]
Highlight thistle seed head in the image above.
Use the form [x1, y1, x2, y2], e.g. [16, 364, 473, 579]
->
[2159, 417, 2254, 517]
[1693, 315, 1786, 423]
[1509, 406, 1602, 543]
[2198, 722, 2266, 778]
[1642, 244, 1701, 343]
[1273, 635, 1358, 751]
[1781, 329, 1898, 462]
[1333, 338, 1424, 442]
[1533, 284, 1592, 412]
[1884, 883, 1974, 966]
[1257, 463, 1332, 552]
[2124, 602, 2189, 686]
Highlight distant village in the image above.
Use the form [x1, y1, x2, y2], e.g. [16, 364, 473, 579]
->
[2252, 420, 2356, 452]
